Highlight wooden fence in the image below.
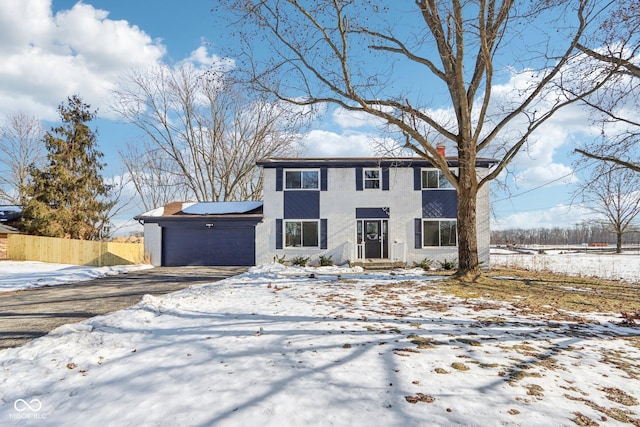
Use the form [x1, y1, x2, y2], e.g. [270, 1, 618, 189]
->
[7, 234, 146, 266]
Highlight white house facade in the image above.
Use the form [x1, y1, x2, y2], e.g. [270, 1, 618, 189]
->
[255, 157, 496, 267]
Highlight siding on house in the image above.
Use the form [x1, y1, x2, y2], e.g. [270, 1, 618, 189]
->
[142, 222, 162, 266]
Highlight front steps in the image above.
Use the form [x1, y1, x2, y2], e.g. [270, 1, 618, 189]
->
[350, 259, 406, 270]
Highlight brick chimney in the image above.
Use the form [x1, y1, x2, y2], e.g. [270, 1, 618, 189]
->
[436, 142, 445, 157]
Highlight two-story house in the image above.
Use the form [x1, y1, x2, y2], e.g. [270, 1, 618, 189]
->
[136, 156, 496, 267]
[255, 157, 496, 267]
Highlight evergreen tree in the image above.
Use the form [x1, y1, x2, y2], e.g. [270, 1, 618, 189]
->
[21, 95, 112, 240]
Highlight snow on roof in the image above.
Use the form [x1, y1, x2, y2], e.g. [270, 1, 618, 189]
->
[136, 201, 263, 219]
[181, 201, 263, 215]
[137, 206, 166, 218]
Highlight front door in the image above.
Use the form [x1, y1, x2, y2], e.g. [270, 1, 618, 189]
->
[364, 220, 381, 258]
[359, 219, 388, 259]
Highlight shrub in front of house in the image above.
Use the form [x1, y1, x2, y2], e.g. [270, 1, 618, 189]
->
[413, 258, 434, 270]
[291, 256, 310, 266]
[319, 255, 333, 266]
[439, 259, 457, 270]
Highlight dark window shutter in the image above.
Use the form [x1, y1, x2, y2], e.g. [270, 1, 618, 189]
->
[382, 168, 390, 191]
[321, 167, 328, 191]
[355, 167, 363, 191]
[276, 219, 283, 249]
[276, 168, 283, 192]
[320, 218, 328, 249]
[284, 191, 320, 219]
[414, 218, 422, 249]
[413, 166, 422, 191]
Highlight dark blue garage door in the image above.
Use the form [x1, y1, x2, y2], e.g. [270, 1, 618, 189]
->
[162, 225, 255, 266]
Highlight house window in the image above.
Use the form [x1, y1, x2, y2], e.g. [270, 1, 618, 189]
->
[285, 170, 319, 190]
[363, 169, 380, 189]
[423, 220, 457, 246]
[285, 220, 319, 247]
[422, 170, 454, 189]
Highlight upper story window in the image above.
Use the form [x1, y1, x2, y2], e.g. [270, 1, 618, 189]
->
[285, 170, 319, 190]
[422, 169, 454, 189]
[363, 168, 380, 189]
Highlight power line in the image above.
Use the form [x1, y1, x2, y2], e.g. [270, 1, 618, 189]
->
[493, 158, 597, 203]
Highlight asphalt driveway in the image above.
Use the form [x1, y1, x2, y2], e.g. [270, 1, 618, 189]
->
[0, 266, 247, 350]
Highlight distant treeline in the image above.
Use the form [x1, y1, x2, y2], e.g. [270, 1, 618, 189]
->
[491, 223, 640, 246]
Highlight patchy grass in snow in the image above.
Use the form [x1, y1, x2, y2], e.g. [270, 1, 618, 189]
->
[2, 262, 639, 426]
[437, 268, 640, 315]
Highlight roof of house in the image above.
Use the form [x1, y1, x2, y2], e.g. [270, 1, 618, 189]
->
[0, 205, 22, 222]
[135, 201, 264, 220]
[256, 157, 499, 168]
[0, 224, 20, 234]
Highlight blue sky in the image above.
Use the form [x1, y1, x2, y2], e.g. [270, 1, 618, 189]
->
[0, 0, 607, 234]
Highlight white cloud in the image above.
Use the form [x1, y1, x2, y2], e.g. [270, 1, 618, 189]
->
[331, 108, 385, 129]
[492, 204, 600, 230]
[513, 163, 577, 188]
[178, 45, 234, 71]
[0, 0, 166, 120]
[302, 130, 379, 157]
[482, 71, 605, 190]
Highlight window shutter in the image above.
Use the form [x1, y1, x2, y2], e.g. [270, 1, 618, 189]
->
[320, 218, 328, 249]
[413, 166, 422, 191]
[321, 167, 328, 191]
[414, 218, 422, 249]
[355, 167, 363, 191]
[276, 168, 283, 192]
[382, 168, 390, 191]
[276, 219, 283, 249]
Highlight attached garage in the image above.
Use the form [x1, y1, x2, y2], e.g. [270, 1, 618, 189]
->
[135, 201, 263, 267]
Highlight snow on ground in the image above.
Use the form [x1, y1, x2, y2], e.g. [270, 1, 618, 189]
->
[1, 263, 639, 426]
[491, 249, 640, 283]
[0, 261, 153, 293]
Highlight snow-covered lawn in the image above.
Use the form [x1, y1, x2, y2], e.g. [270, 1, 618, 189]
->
[0, 261, 153, 293]
[491, 249, 640, 283]
[1, 263, 638, 426]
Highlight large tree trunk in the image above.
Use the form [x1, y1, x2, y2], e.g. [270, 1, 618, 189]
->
[457, 173, 481, 276]
[616, 230, 623, 254]
[456, 146, 481, 277]
[457, 187, 480, 275]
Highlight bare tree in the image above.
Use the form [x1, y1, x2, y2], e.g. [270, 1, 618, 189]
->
[575, 0, 640, 171]
[218, 0, 621, 276]
[578, 165, 640, 253]
[120, 140, 193, 212]
[112, 63, 307, 206]
[575, 149, 640, 172]
[0, 112, 45, 204]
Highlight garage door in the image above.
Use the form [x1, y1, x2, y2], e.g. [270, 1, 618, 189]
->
[162, 225, 255, 266]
